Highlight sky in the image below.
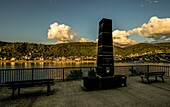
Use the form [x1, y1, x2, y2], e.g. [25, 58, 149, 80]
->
[0, 0, 170, 46]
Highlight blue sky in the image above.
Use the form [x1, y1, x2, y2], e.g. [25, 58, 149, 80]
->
[0, 0, 170, 45]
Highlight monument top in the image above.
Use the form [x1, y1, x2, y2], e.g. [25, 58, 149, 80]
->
[99, 18, 112, 25]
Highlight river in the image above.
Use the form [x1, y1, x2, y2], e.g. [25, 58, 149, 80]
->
[0, 61, 97, 69]
[0, 61, 170, 69]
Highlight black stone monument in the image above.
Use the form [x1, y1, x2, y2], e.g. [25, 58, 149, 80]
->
[97, 18, 114, 77]
[83, 18, 127, 91]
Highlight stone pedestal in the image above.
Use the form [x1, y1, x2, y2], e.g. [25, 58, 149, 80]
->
[83, 75, 127, 91]
[83, 76, 100, 91]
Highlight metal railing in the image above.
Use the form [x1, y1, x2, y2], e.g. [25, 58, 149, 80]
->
[0, 65, 170, 84]
[0, 67, 95, 84]
[128, 65, 170, 76]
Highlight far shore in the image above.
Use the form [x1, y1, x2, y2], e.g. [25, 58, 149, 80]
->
[0, 60, 97, 64]
[1, 60, 170, 67]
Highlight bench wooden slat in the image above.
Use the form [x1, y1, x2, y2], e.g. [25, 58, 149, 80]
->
[5, 79, 55, 98]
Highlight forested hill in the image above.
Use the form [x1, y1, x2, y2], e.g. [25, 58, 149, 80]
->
[0, 41, 170, 60]
[122, 43, 170, 57]
[0, 41, 97, 59]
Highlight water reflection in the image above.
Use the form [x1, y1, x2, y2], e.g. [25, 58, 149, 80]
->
[10, 62, 15, 69]
[1, 61, 169, 69]
[0, 61, 96, 69]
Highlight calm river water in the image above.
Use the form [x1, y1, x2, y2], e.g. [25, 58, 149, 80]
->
[0, 61, 170, 69]
[0, 61, 97, 69]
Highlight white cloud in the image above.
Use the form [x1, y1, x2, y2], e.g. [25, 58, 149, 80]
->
[145, 0, 159, 4]
[140, 4, 144, 7]
[47, 22, 91, 43]
[128, 16, 170, 42]
[141, 0, 159, 7]
[154, 1, 159, 3]
[48, 16, 170, 45]
[112, 30, 138, 46]
[111, 16, 170, 46]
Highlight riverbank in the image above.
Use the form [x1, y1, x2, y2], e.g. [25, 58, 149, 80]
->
[0, 60, 96, 64]
[0, 60, 97, 69]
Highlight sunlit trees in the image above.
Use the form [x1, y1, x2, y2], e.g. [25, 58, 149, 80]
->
[0, 41, 170, 60]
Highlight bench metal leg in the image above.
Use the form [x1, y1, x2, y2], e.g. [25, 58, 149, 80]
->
[141, 77, 144, 83]
[146, 77, 150, 84]
[160, 77, 165, 83]
[12, 88, 17, 98]
[12, 89, 15, 98]
[46, 85, 51, 96]
[18, 88, 20, 95]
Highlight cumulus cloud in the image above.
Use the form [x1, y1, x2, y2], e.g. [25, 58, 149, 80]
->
[128, 16, 170, 42]
[112, 30, 138, 46]
[111, 16, 170, 46]
[48, 16, 170, 45]
[47, 22, 91, 43]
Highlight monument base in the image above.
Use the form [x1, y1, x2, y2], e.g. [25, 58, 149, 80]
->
[83, 75, 127, 91]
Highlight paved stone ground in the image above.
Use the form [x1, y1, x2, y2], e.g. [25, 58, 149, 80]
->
[1, 76, 170, 107]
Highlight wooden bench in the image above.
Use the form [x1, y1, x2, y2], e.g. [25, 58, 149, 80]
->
[141, 72, 166, 83]
[5, 79, 55, 98]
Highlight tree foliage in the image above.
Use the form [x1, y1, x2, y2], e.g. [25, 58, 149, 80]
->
[0, 41, 170, 59]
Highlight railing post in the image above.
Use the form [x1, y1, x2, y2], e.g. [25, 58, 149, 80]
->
[62, 68, 65, 81]
[167, 66, 170, 77]
[0, 70, 1, 84]
[32, 69, 34, 81]
[131, 66, 134, 76]
[147, 65, 149, 73]
[168, 67, 169, 77]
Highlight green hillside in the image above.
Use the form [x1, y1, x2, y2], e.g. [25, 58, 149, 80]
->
[0, 41, 170, 60]
[122, 43, 170, 57]
[0, 41, 97, 59]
